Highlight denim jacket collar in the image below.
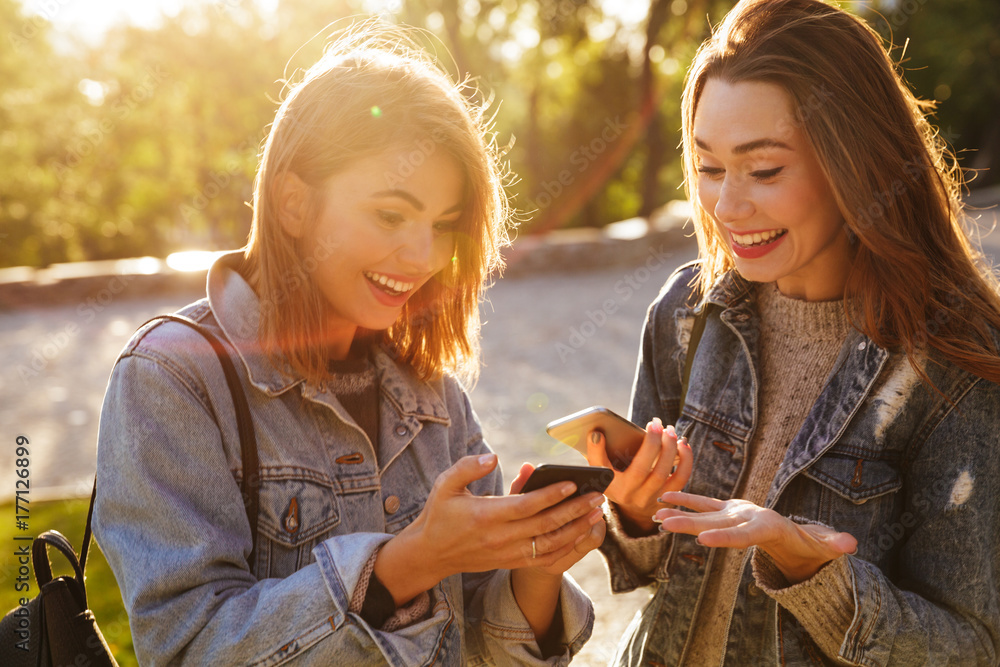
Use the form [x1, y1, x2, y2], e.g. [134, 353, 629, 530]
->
[206, 251, 449, 423]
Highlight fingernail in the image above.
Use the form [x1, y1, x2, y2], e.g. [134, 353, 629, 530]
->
[649, 419, 663, 434]
[666, 424, 676, 439]
[589, 494, 604, 508]
[658, 523, 671, 533]
[590, 431, 601, 444]
[695, 536, 706, 546]
[478, 454, 495, 466]
[561, 482, 576, 496]
[574, 533, 587, 546]
[588, 507, 604, 524]
[678, 436, 690, 447]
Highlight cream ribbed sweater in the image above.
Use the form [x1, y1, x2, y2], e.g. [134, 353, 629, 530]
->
[683, 282, 850, 665]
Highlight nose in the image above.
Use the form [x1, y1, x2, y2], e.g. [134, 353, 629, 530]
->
[713, 177, 754, 223]
[395, 225, 438, 274]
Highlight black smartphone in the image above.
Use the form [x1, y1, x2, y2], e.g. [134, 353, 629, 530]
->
[518, 464, 614, 499]
[546, 406, 645, 471]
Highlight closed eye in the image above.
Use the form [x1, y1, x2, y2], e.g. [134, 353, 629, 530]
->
[750, 167, 784, 183]
[697, 166, 724, 179]
[376, 210, 404, 226]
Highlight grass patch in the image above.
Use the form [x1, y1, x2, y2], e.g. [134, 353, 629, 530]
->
[1, 498, 136, 666]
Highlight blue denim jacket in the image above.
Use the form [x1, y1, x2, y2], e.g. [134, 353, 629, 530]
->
[93, 253, 594, 666]
[600, 262, 1000, 666]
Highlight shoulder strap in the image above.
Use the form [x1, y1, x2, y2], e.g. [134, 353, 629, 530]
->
[679, 303, 713, 417]
[83, 314, 261, 571]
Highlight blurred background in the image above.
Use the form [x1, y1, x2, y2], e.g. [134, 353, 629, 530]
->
[0, 0, 998, 268]
[1, 1, 998, 665]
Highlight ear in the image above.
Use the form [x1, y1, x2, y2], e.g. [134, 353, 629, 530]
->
[274, 171, 310, 239]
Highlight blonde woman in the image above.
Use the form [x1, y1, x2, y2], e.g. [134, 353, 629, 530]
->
[587, 0, 1000, 664]
[94, 25, 603, 666]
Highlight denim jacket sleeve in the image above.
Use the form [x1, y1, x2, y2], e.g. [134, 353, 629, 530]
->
[95, 339, 594, 666]
[756, 374, 1000, 667]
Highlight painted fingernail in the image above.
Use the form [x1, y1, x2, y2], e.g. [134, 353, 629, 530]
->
[479, 454, 495, 466]
[695, 536, 706, 546]
[649, 419, 663, 434]
[590, 431, 601, 444]
[678, 436, 690, 447]
[666, 424, 676, 439]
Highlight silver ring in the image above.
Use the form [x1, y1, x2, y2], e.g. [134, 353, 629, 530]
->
[531, 538, 537, 559]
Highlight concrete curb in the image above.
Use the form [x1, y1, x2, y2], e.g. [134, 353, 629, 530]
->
[0, 214, 694, 309]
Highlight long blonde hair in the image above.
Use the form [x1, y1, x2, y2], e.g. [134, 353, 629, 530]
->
[244, 21, 512, 385]
[681, 0, 1000, 385]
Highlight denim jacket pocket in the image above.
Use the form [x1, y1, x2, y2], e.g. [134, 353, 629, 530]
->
[803, 450, 902, 504]
[801, 449, 903, 561]
[253, 466, 342, 579]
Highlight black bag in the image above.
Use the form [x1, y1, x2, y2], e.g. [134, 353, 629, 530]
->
[0, 490, 117, 666]
[0, 314, 261, 666]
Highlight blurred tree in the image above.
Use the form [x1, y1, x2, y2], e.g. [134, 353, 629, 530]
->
[0, 0, 996, 268]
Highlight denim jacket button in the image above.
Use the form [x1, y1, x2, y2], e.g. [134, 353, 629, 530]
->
[384, 495, 401, 514]
[747, 581, 760, 597]
[858, 341, 867, 351]
[395, 425, 408, 437]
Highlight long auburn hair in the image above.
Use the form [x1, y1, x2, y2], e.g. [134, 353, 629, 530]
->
[681, 0, 1000, 385]
[244, 21, 512, 386]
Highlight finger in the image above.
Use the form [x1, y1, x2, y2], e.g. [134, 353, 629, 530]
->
[502, 479, 578, 519]
[796, 523, 859, 557]
[521, 492, 604, 544]
[657, 508, 743, 536]
[534, 506, 604, 557]
[435, 453, 498, 495]
[639, 425, 680, 498]
[585, 430, 616, 469]
[658, 490, 727, 513]
[626, 419, 665, 478]
[671, 438, 694, 488]
[507, 462, 535, 495]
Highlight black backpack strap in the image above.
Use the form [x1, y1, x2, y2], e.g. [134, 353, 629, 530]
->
[679, 303, 714, 417]
[84, 314, 261, 569]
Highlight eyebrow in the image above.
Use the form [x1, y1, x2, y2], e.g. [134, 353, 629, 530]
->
[694, 137, 793, 155]
[371, 189, 462, 215]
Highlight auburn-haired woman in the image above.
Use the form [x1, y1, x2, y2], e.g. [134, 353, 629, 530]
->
[94, 24, 603, 666]
[586, 0, 1000, 663]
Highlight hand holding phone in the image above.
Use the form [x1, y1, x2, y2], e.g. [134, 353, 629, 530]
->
[518, 464, 614, 499]
[546, 406, 645, 471]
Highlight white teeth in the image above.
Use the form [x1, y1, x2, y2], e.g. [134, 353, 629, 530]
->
[733, 230, 785, 247]
[365, 272, 414, 293]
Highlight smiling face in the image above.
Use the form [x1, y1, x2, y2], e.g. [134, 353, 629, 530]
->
[282, 147, 464, 354]
[693, 78, 852, 301]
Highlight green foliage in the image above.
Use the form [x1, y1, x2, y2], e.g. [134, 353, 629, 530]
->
[0, 498, 136, 667]
[0, 0, 995, 267]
